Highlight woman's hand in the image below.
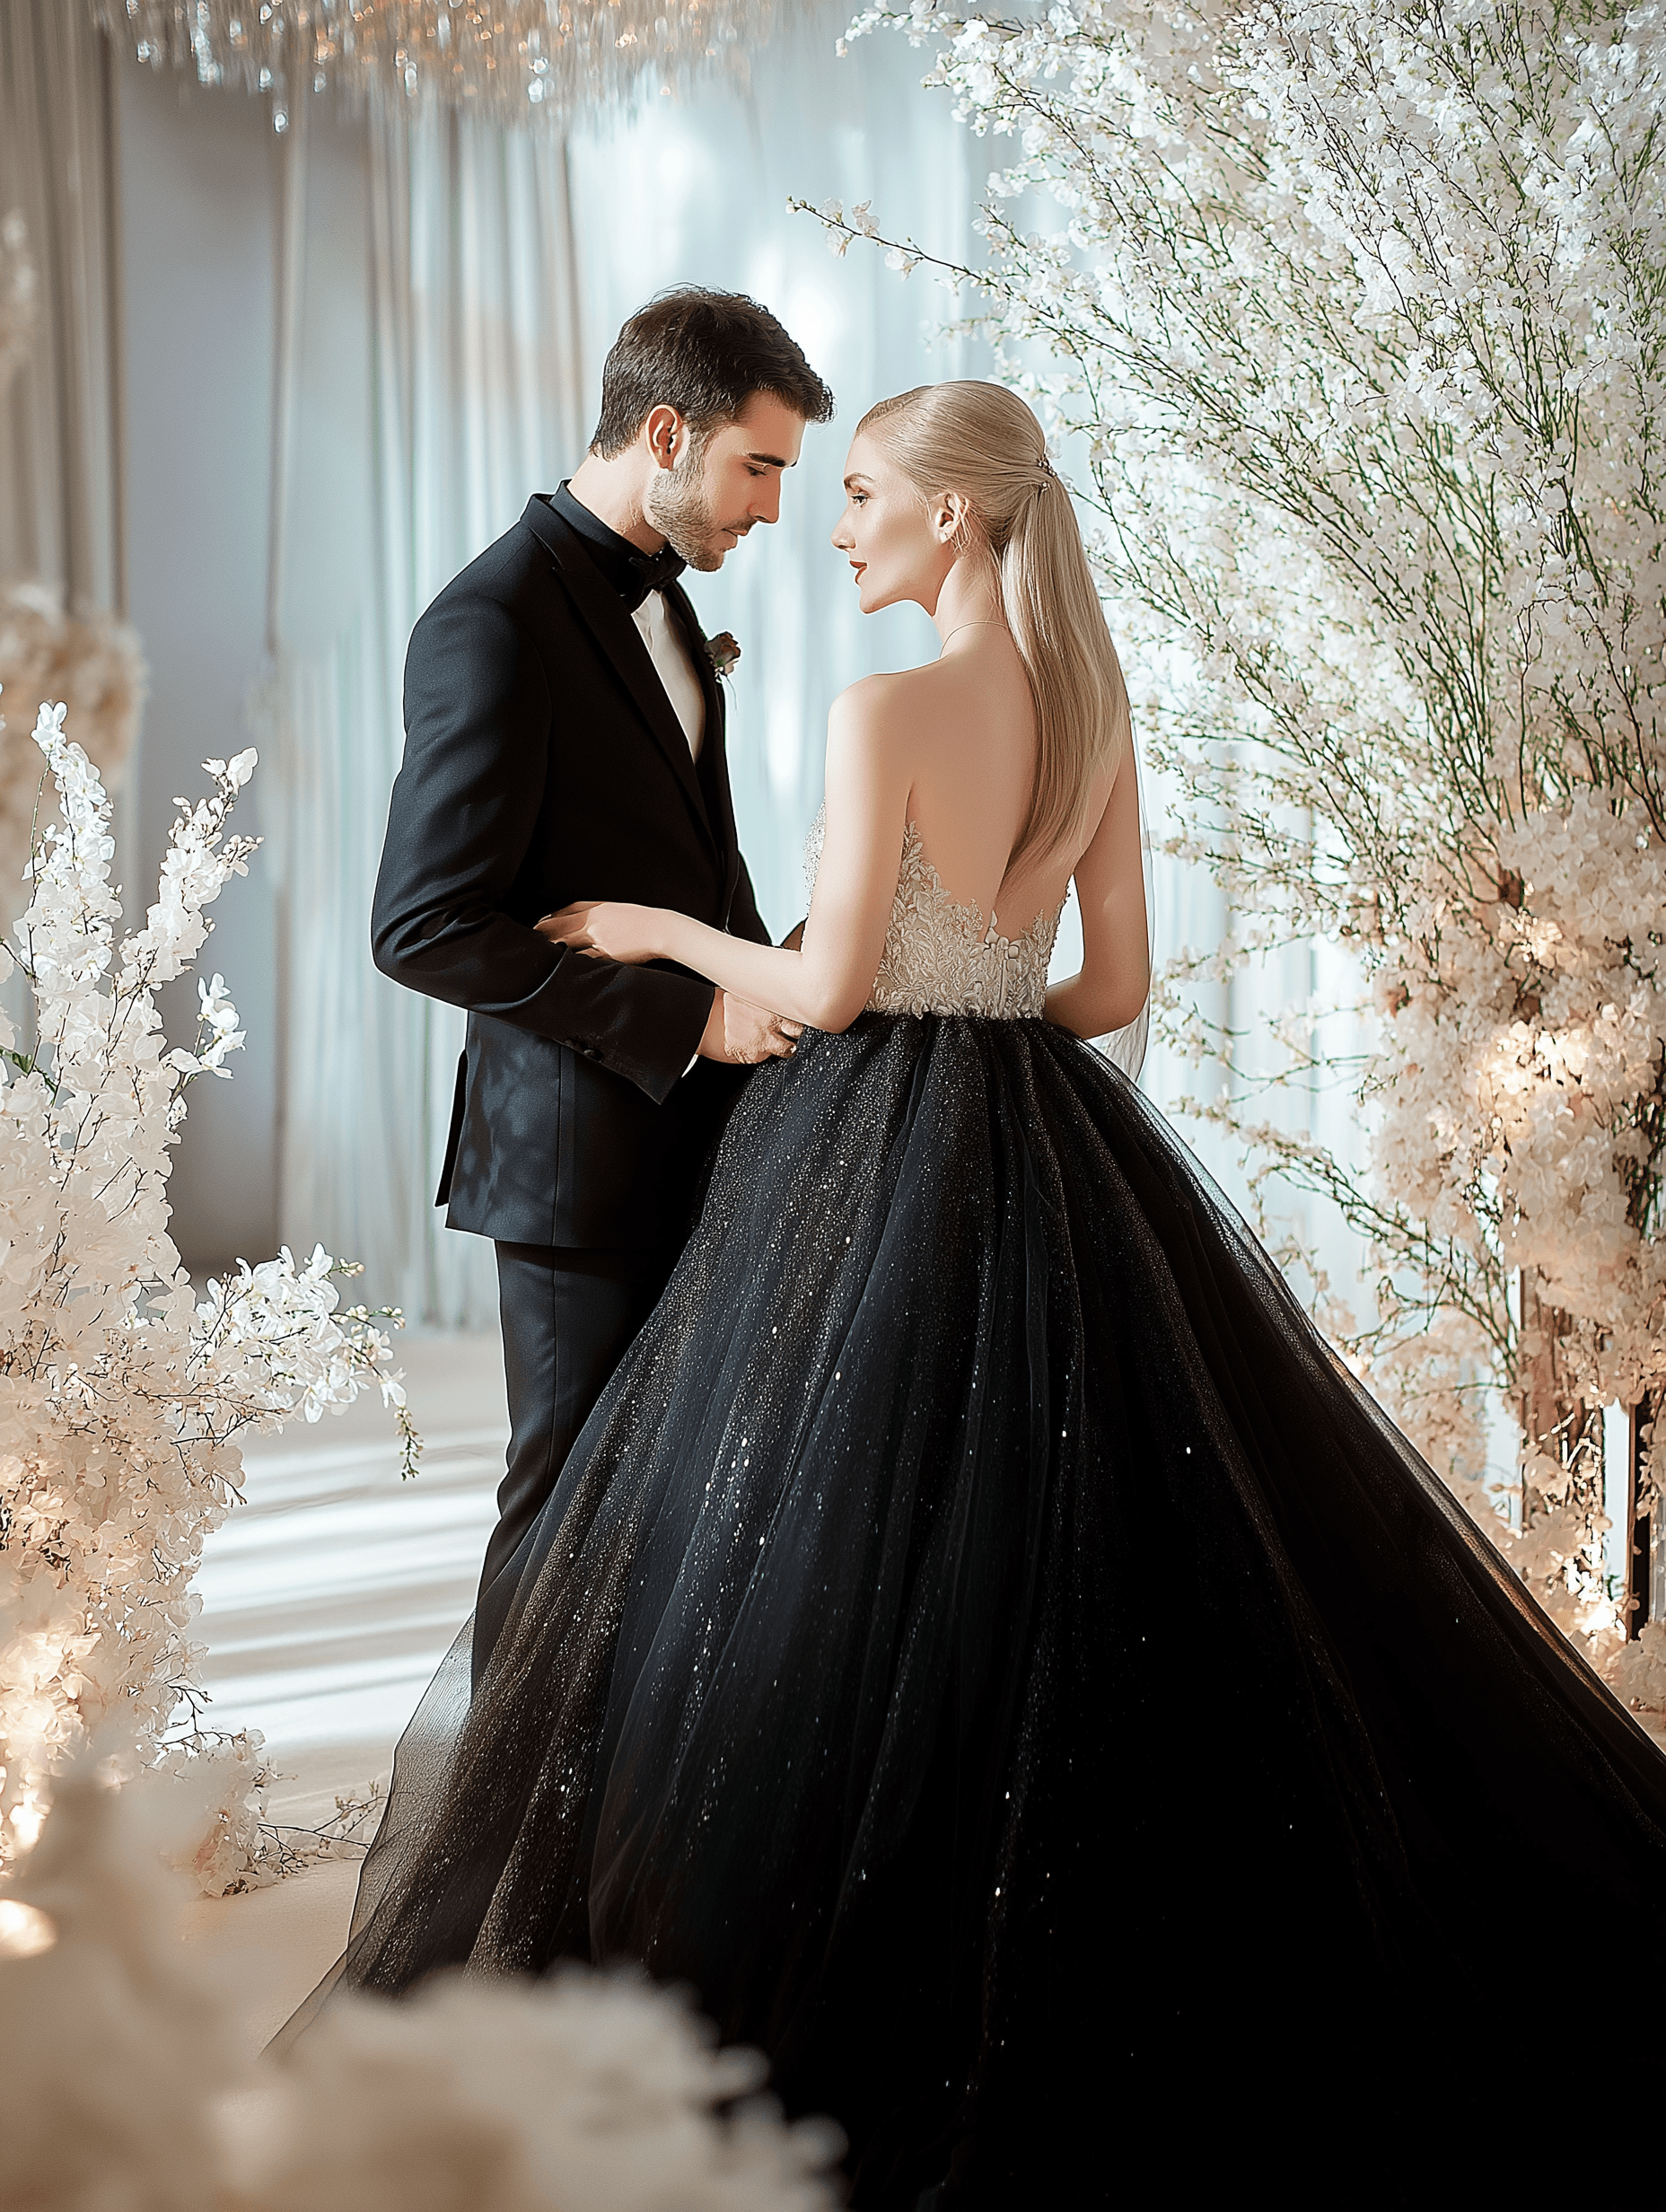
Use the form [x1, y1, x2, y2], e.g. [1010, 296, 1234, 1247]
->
[537, 901, 666, 965]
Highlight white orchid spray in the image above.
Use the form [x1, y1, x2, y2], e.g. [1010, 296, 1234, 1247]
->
[0, 703, 412, 1886]
[817, 0, 1666, 1664]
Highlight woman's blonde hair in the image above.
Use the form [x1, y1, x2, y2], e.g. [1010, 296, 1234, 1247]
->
[857, 381, 1130, 871]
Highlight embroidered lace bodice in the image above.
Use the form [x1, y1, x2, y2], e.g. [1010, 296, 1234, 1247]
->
[804, 806, 1062, 1020]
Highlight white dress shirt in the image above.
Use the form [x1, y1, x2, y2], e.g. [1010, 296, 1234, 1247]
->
[631, 584, 712, 1074]
[631, 587, 705, 761]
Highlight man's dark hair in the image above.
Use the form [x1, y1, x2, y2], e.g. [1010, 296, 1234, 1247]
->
[591, 287, 835, 456]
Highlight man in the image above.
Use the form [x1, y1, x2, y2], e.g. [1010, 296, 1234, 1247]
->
[372, 288, 835, 1677]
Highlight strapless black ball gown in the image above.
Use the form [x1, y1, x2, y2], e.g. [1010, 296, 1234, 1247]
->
[288, 1014, 1666, 2208]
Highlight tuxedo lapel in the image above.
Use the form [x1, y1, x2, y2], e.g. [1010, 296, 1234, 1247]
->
[666, 580, 744, 916]
[519, 498, 716, 854]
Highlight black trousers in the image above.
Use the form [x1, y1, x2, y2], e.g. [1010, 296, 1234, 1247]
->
[475, 1241, 672, 1682]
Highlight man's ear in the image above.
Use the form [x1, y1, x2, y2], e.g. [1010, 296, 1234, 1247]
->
[643, 404, 687, 472]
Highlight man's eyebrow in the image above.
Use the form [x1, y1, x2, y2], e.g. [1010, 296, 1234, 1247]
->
[745, 451, 794, 469]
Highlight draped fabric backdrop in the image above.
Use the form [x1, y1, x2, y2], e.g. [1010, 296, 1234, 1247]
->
[0, 0, 123, 611]
[265, 100, 585, 1328]
[0, 0, 130, 1056]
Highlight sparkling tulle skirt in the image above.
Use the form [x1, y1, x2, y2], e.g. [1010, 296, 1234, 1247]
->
[288, 1016, 1666, 2206]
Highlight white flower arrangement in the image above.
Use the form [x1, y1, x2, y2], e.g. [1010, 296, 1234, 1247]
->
[825, 0, 1666, 1667]
[0, 1771, 842, 2212]
[0, 703, 411, 1889]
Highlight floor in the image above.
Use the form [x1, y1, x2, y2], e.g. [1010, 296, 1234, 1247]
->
[178, 1329, 507, 2054]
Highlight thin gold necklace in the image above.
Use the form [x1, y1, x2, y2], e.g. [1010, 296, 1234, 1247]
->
[938, 619, 1004, 651]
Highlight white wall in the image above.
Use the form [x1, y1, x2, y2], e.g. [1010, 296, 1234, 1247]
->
[118, 57, 280, 1270]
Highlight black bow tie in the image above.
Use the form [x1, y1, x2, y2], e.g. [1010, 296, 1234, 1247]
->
[624, 543, 687, 610]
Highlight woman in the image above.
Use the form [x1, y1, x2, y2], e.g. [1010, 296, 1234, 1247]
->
[298, 385, 1666, 2207]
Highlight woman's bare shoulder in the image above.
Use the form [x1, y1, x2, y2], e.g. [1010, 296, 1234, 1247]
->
[830, 661, 965, 742]
[827, 669, 934, 759]
[830, 667, 923, 718]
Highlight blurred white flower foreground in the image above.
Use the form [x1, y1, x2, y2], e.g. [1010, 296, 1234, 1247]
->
[0, 1772, 841, 2212]
[0, 701, 413, 1891]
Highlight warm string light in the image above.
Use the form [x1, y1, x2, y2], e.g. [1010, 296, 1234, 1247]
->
[92, 0, 780, 129]
[0, 1895, 57, 1956]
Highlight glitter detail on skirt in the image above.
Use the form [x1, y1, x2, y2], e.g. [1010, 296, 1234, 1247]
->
[283, 1014, 1666, 2207]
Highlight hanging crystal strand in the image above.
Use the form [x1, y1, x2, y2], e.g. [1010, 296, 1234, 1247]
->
[91, 0, 780, 126]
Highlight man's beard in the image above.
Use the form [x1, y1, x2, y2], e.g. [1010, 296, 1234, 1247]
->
[644, 443, 746, 572]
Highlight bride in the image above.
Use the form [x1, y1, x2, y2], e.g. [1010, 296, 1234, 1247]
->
[294, 382, 1666, 2207]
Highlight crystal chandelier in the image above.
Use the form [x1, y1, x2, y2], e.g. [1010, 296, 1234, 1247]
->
[93, 0, 783, 129]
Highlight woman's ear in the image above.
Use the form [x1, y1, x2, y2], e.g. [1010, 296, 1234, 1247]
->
[933, 491, 967, 544]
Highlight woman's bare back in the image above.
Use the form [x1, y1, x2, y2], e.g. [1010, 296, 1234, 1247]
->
[548, 618, 1146, 1041]
[881, 628, 1109, 940]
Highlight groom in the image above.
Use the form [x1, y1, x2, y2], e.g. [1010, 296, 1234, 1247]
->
[372, 288, 835, 1675]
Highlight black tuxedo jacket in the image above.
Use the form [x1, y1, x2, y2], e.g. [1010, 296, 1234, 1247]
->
[372, 494, 771, 1251]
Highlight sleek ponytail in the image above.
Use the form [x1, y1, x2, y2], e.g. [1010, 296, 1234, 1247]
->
[857, 382, 1130, 873]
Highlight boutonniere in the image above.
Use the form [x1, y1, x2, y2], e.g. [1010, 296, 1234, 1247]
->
[706, 631, 741, 680]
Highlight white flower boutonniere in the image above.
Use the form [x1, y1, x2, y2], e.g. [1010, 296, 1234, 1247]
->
[706, 631, 741, 680]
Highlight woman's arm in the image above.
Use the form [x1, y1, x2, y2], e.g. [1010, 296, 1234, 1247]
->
[1044, 742, 1151, 1039]
[544, 681, 911, 1033]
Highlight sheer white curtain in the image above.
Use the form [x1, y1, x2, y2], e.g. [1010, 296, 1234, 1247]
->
[0, 0, 123, 610]
[0, 1, 127, 1047]
[266, 101, 583, 1325]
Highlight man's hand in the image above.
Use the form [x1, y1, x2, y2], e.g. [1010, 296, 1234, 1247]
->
[697, 991, 802, 1066]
